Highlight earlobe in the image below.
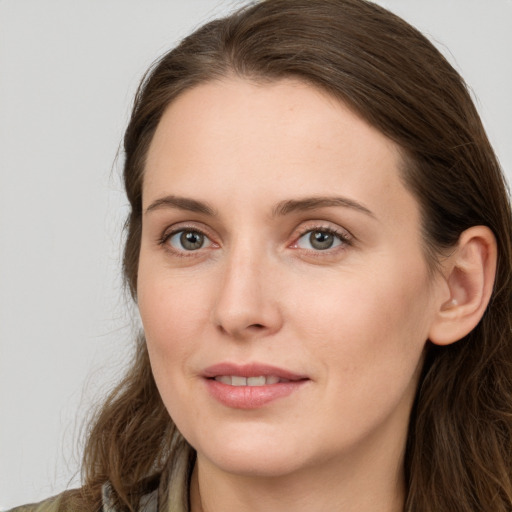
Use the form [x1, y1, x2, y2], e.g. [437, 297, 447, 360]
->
[429, 226, 497, 346]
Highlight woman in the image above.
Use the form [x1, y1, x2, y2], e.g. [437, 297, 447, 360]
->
[10, 0, 512, 511]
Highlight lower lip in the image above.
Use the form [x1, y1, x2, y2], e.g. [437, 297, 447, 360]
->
[205, 379, 308, 409]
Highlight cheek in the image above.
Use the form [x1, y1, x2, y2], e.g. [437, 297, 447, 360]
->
[137, 263, 222, 441]
[282, 263, 433, 447]
[289, 259, 434, 379]
[137, 262, 212, 371]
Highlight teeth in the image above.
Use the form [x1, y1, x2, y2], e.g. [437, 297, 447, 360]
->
[247, 376, 266, 386]
[231, 376, 247, 386]
[214, 375, 284, 386]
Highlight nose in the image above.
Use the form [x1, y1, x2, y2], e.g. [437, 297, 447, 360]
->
[212, 244, 283, 340]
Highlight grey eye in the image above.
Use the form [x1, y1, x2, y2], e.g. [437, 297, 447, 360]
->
[168, 230, 211, 251]
[297, 230, 343, 251]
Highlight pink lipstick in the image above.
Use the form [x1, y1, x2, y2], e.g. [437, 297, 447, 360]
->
[202, 363, 309, 409]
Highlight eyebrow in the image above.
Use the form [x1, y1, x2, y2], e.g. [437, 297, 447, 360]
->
[272, 196, 375, 218]
[145, 195, 217, 216]
[144, 194, 375, 219]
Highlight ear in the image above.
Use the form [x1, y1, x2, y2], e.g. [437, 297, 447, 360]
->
[429, 226, 497, 346]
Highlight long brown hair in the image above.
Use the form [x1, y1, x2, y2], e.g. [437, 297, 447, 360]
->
[76, 1, 512, 510]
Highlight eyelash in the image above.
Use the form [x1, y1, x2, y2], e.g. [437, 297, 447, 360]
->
[158, 223, 353, 257]
[158, 224, 216, 258]
[293, 225, 353, 253]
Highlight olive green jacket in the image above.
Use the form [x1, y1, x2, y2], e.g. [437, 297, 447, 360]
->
[6, 450, 191, 512]
[6, 482, 159, 512]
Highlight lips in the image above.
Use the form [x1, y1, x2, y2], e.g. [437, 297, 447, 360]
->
[202, 362, 307, 381]
[202, 363, 309, 409]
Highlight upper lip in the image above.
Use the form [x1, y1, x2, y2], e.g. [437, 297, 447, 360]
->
[202, 362, 308, 381]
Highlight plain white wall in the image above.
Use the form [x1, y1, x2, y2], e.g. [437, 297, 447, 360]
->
[0, 1, 510, 508]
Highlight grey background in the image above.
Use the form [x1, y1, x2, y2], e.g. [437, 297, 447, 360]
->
[1, 1, 511, 508]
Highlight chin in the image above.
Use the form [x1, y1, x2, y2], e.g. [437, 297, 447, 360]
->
[201, 448, 309, 479]
[189, 425, 314, 478]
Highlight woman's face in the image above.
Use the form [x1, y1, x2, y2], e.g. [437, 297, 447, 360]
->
[138, 78, 446, 478]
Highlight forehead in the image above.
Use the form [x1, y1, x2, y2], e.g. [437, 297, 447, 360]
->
[143, 78, 417, 226]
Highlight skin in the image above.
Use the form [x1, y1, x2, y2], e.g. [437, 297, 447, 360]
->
[137, 78, 451, 512]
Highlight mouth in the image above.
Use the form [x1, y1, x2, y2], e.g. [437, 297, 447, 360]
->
[213, 375, 291, 386]
[202, 363, 309, 409]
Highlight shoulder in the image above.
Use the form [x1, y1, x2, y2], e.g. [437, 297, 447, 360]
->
[5, 457, 184, 512]
[5, 482, 160, 512]
[5, 490, 80, 512]
[6, 488, 103, 512]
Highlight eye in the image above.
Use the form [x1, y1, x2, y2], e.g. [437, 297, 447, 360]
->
[167, 229, 212, 251]
[296, 229, 347, 251]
